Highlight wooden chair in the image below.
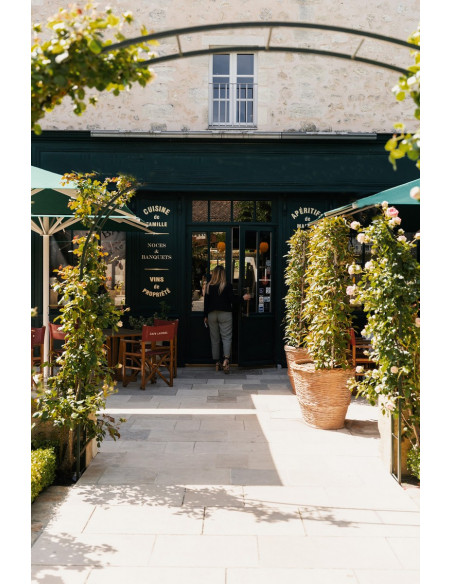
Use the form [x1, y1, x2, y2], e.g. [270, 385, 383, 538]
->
[31, 326, 46, 387]
[349, 328, 374, 372]
[154, 318, 179, 377]
[121, 324, 176, 389]
[49, 322, 66, 375]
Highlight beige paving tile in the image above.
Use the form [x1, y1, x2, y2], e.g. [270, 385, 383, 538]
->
[353, 570, 420, 584]
[86, 566, 226, 584]
[204, 505, 305, 535]
[183, 485, 245, 507]
[65, 484, 185, 507]
[149, 535, 259, 567]
[96, 466, 158, 485]
[216, 452, 249, 468]
[44, 502, 96, 535]
[299, 505, 419, 537]
[244, 485, 331, 508]
[227, 568, 359, 584]
[84, 505, 204, 534]
[155, 468, 232, 485]
[257, 535, 401, 569]
[386, 537, 420, 569]
[31, 566, 93, 584]
[31, 533, 156, 566]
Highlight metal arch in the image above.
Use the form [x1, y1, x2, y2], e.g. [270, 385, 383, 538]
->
[104, 21, 419, 75]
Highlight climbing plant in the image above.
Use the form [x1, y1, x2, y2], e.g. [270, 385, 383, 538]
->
[347, 205, 420, 478]
[385, 26, 420, 170]
[31, 2, 158, 134]
[33, 173, 137, 478]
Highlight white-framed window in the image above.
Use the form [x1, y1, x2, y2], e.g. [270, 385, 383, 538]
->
[209, 53, 257, 128]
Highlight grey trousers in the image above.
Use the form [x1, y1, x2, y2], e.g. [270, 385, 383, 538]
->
[207, 311, 233, 360]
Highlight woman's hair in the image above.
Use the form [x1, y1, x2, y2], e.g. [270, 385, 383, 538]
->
[208, 265, 227, 294]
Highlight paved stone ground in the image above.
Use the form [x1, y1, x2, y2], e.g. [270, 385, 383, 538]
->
[31, 367, 419, 584]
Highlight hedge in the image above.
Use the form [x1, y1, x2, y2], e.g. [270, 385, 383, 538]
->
[31, 448, 56, 503]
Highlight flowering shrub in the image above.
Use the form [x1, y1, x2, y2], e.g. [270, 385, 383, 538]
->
[304, 217, 354, 369]
[348, 204, 420, 477]
[283, 228, 310, 348]
[33, 173, 135, 478]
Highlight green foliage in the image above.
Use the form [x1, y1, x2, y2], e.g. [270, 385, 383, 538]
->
[31, 2, 158, 133]
[385, 27, 420, 170]
[348, 206, 420, 470]
[33, 173, 137, 475]
[304, 217, 354, 369]
[283, 228, 310, 348]
[129, 315, 154, 329]
[31, 448, 57, 502]
[407, 445, 420, 480]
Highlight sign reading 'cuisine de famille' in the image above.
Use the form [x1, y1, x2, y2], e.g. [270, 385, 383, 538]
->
[138, 203, 174, 300]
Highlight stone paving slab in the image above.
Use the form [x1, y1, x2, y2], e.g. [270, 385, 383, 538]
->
[32, 367, 419, 584]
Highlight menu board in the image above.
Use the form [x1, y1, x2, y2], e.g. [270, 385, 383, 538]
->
[134, 201, 176, 310]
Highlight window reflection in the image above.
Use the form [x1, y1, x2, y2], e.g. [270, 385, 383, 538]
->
[191, 232, 208, 311]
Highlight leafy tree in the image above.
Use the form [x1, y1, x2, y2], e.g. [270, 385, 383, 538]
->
[31, 2, 158, 134]
[33, 173, 137, 478]
[385, 27, 420, 170]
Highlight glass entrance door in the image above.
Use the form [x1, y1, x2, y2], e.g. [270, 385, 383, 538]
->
[187, 226, 276, 366]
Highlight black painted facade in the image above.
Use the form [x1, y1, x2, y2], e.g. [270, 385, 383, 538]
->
[31, 131, 419, 366]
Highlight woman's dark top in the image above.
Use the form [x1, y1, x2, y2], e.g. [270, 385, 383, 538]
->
[204, 283, 234, 317]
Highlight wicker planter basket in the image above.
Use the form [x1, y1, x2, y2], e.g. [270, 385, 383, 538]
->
[284, 345, 312, 394]
[292, 361, 353, 430]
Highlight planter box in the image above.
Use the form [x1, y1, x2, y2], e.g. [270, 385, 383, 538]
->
[377, 397, 410, 476]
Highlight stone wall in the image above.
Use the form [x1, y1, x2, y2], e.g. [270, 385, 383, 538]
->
[32, 0, 419, 133]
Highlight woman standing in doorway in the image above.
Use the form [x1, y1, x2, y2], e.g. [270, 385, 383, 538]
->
[203, 265, 234, 374]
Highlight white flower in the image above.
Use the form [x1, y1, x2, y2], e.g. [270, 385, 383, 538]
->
[398, 229, 405, 235]
[55, 51, 69, 64]
[117, 320, 123, 328]
[371, 369, 380, 379]
[410, 186, 420, 201]
[375, 385, 382, 394]
[415, 317, 420, 328]
[350, 221, 361, 230]
[385, 399, 396, 412]
[357, 233, 370, 244]
[397, 235, 407, 243]
[390, 366, 399, 374]
[414, 232, 420, 240]
[388, 217, 402, 227]
[348, 264, 362, 275]
[355, 366, 365, 374]
[381, 201, 389, 209]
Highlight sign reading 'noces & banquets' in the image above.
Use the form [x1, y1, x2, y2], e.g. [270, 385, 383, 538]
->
[138, 203, 174, 300]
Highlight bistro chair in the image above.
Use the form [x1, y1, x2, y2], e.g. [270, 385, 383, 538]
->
[31, 326, 46, 387]
[154, 318, 179, 377]
[49, 322, 66, 375]
[121, 324, 176, 389]
[349, 328, 374, 374]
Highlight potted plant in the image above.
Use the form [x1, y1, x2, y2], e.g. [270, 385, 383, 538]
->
[292, 216, 355, 429]
[283, 228, 312, 393]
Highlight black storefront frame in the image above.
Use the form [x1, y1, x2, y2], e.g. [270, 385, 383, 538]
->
[31, 131, 420, 367]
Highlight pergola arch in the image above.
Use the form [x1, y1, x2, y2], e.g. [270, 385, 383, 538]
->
[106, 21, 419, 75]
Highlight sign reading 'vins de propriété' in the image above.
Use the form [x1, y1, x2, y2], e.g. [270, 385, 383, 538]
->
[139, 203, 174, 301]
